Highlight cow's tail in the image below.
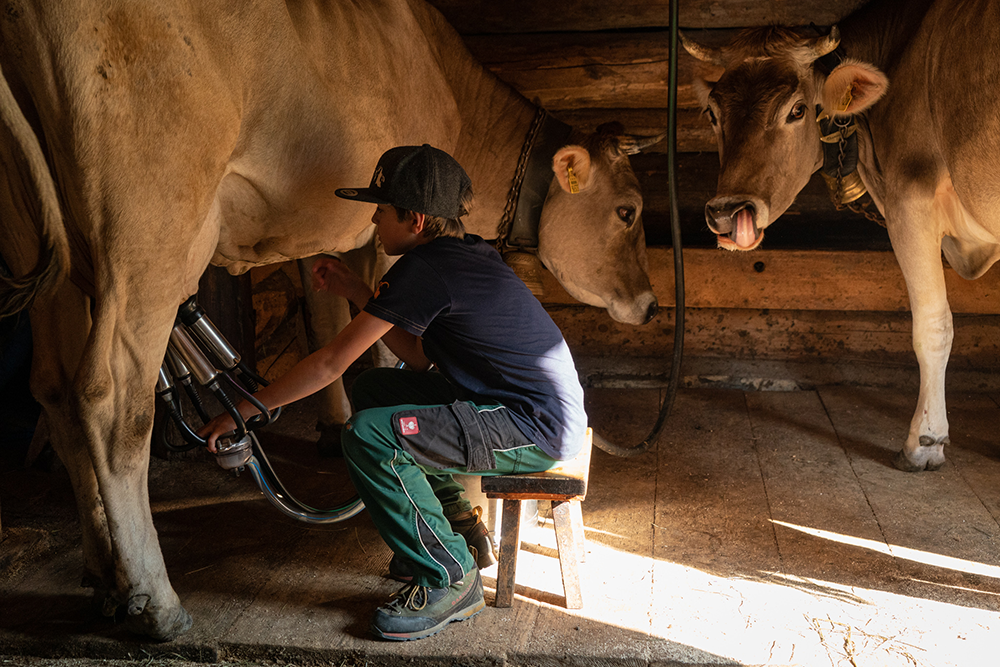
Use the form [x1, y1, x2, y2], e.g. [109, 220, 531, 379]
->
[0, 66, 69, 317]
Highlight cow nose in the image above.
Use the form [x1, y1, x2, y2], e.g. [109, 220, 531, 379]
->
[644, 299, 658, 324]
[705, 198, 762, 249]
[705, 199, 754, 235]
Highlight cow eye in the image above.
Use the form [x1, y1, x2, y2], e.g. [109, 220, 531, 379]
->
[618, 206, 636, 226]
[705, 107, 718, 125]
[787, 102, 807, 122]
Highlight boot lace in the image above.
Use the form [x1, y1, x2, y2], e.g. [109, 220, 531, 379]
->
[386, 584, 429, 612]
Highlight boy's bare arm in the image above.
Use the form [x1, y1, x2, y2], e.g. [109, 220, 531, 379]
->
[311, 255, 431, 370]
[380, 326, 431, 371]
[197, 311, 392, 449]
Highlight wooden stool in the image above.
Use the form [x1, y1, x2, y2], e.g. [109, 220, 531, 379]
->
[481, 427, 593, 609]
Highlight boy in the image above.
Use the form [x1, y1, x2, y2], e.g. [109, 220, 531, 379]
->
[199, 144, 587, 641]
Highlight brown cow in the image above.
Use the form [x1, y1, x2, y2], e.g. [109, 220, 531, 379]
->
[683, 0, 1000, 472]
[0, 0, 658, 640]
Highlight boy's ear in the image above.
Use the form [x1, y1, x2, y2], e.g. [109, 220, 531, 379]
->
[409, 211, 427, 234]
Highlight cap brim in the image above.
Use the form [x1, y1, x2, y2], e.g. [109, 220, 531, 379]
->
[334, 187, 390, 206]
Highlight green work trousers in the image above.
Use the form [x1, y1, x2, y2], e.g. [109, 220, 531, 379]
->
[342, 367, 559, 588]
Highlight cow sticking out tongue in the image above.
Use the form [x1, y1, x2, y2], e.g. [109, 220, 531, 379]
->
[734, 208, 756, 248]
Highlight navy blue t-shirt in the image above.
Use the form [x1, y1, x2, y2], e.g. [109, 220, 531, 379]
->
[363, 234, 587, 460]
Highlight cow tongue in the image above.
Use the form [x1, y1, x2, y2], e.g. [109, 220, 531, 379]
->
[734, 209, 756, 248]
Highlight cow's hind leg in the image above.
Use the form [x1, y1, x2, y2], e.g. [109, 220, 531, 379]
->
[29, 283, 120, 614]
[88, 296, 192, 639]
[298, 235, 398, 456]
[298, 254, 355, 451]
[886, 207, 951, 472]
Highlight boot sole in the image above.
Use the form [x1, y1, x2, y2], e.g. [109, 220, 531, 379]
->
[371, 597, 485, 641]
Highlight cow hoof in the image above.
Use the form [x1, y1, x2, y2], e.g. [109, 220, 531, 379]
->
[125, 601, 193, 641]
[83, 577, 118, 618]
[893, 450, 926, 471]
[893, 436, 948, 472]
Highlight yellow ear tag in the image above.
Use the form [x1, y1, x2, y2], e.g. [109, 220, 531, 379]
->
[567, 166, 580, 194]
[836, 85, 854, 113]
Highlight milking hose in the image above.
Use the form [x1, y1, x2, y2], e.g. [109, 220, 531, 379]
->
[593, 0, 684, 457]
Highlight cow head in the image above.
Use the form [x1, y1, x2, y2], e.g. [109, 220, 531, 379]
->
[538, 125, 659, 325]
[684, 26, 888, 251]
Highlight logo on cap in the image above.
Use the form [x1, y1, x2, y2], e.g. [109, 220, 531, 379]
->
[339, 189, 358, 197]
[374, 167, 385, 188]
[399, 416, 420, 435]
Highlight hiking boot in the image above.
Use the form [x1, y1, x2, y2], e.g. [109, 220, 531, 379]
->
[387, 506, 496, 582]
[370, 568, 485, 641]
[449, 506, 497, 570]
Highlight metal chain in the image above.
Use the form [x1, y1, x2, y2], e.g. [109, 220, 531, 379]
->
[833, 120, 886, 227]
[495, 107, 547, 250]
[835, 129, 848, 206]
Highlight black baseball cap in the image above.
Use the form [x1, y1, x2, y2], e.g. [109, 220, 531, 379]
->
[335, 144, 472, 219]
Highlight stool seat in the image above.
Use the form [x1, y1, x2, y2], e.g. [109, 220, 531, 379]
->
[481, 427, 592, 608]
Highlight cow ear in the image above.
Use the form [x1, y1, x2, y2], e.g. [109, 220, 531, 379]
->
[823, 61, 888, 116]
[692, 77, 714, 110]
[553, 145, 592, 194]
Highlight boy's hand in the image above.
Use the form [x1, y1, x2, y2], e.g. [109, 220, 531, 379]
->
[197, 399, 260, 452]
[197, 413, 238, 453]
[311, 256, 373, 307]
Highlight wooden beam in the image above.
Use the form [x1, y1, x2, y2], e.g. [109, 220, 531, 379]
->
[540, 248, 1000, 314]
[427, 0, 867, 33]
[463, 31, 720, 112]
[553, 108, 715, 153]
[546, 304, 1000, 367]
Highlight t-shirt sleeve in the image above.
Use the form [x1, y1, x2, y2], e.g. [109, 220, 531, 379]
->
[362, 253, 450, 336]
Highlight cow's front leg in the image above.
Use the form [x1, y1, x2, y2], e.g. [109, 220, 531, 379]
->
[886, 212, 951, 471]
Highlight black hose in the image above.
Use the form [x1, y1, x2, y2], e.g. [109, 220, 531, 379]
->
[158, 391, 209, 451]
[593, 0, 685, 457]
[222, 372, 276, 430]
[230, 362, 282, 425]
[210, 381, 248, 441]
[246, 433, 365, 524]
[180, 379, 212, 424]
[236, 359, 269, 391]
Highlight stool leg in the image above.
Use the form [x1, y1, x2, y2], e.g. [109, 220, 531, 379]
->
[551, 500, 582, 609]
[494, 499, 522, 608]
[486, 498, 498, 542]
[570, 500, 586, 563]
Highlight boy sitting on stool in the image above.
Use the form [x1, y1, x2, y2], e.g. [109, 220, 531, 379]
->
[200, 144, 587, 641]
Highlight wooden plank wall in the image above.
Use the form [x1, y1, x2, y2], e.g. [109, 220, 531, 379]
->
[415, 0, 1000, 385]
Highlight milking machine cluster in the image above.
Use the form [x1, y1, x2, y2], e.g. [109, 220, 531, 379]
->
[156, 296, 365, 524]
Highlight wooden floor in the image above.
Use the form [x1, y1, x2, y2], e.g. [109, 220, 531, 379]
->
[2, 384, 1000, 666]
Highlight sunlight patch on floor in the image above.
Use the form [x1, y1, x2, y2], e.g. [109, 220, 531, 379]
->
[774, 519, 1000, 580]
[498, 520, 999, 666]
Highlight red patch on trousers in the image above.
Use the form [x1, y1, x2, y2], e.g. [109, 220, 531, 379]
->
[399, 416, 420, 435]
